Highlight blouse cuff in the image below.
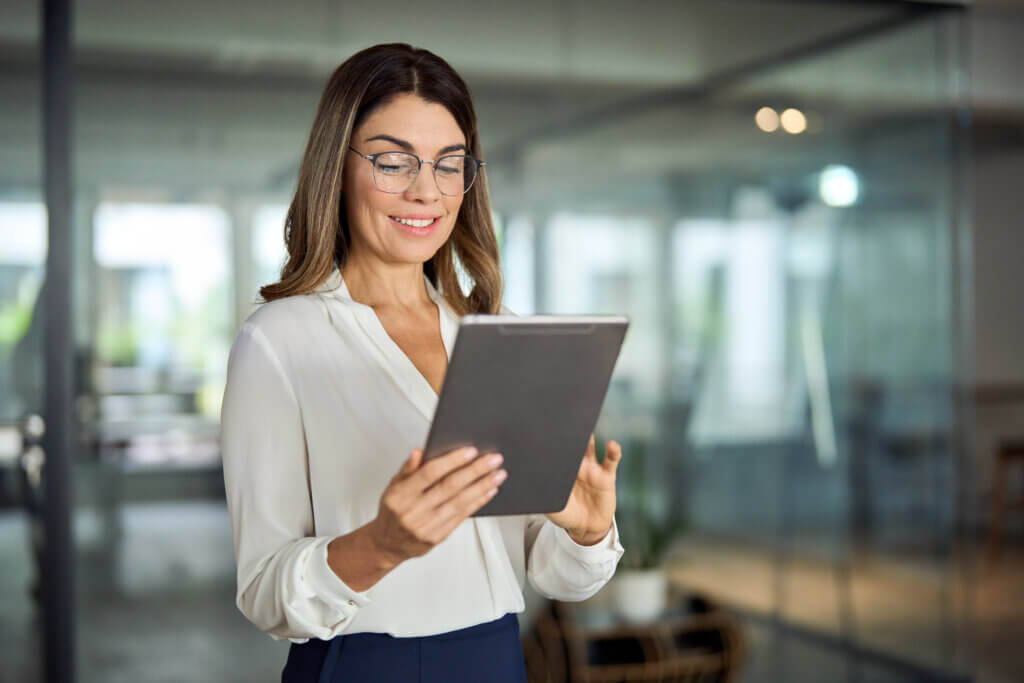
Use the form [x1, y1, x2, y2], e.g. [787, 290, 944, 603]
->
[303, 537, 372, 615]
[552, 518, 624, 564]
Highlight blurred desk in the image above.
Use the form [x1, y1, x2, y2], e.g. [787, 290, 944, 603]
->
[88, 365, 220, 470]
[93, 412, 220, 470]
[83, 410, 224, 508]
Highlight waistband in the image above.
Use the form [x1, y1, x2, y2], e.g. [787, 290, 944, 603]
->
[420, 612, 519, 642]
[330, 612, 518, 644]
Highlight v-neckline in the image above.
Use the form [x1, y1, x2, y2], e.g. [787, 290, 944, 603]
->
[323, 269, 457, 422]
[316, 269, 503, 551]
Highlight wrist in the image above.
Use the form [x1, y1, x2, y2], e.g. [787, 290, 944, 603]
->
[325, 522, 403, 593]
[362, 520, 405, 571]
[567, 524, 611, 546]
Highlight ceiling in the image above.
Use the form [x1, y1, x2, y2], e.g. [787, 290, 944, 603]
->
[0, 0, 1018, 212]
[1, 0, 910, 85]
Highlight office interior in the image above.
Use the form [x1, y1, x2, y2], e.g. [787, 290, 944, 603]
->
[2, 0, 1024, 681]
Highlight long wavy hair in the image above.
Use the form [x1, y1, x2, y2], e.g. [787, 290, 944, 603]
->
[259, 43, 503, 315]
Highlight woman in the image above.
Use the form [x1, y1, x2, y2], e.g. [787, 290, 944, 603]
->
[221, 43, 625, 683]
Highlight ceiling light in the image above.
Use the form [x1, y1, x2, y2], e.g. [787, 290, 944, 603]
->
[780, 108, 807, 134]
[819, 165, 859, 207]
[755, 106, 779, 133]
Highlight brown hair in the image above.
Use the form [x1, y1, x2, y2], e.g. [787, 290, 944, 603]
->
[259, 43, 503, 315]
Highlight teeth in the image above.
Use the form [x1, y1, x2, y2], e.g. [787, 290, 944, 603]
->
[393, 217, 435, 228]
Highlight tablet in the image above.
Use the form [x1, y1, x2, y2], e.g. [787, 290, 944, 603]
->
[423, 315, 629, 516]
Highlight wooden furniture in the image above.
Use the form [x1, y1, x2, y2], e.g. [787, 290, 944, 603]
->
[988, 439, 1024, 562]
[524, 598, 745, 683]
[974, 384, 1024, 564]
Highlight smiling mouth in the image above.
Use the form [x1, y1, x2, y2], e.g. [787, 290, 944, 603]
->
[389, 215, 440, 234]
[391, 216, 437, 228]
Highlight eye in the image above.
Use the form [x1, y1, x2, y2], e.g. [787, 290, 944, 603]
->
[375, 153, 417, 175]
[436, 156, 466, 176]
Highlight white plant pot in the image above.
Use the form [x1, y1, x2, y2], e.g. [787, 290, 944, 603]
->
[612, 568, 667, 623]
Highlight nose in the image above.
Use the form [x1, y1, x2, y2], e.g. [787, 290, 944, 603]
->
[404, 160, 441, 201]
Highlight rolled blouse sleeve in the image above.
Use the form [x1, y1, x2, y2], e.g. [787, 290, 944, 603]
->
[524, 515, 624, 601]
[220, 322, 369, 642]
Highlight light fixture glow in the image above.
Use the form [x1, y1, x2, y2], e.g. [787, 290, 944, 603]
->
[780, 108, 807, 134]
[818, 165, 859, 207]
[755, 106, 779, 133]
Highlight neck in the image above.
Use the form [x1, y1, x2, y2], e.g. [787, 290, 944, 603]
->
[341, 257, 432, 309]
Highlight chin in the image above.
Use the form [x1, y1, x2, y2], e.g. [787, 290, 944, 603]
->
[387, 239, 448, 267]
[390, 226, 454, 261]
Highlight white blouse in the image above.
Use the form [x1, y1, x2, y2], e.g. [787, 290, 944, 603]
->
[220, 267, 623, 642]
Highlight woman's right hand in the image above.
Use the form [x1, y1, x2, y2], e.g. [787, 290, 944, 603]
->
[368, 446, 507, 566]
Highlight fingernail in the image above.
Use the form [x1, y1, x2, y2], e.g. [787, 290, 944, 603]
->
[463, 447, 478, 460]
[487, 487, 498, 498]
[488, 454, 504, 468]
[493, 469, 508, 484]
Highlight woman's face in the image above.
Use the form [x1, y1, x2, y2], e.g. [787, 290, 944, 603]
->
[342, 93, 467, 270]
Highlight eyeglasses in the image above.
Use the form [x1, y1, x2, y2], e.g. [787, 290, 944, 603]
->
[348, 147, 485, 197]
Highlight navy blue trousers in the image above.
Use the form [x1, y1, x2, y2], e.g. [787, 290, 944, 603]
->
[281, 613, 527, 683]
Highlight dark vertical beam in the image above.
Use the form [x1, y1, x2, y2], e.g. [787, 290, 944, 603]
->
[532, 214, 548, 313]
[41, 0, 76, 681]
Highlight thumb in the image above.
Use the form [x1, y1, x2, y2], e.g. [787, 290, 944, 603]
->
[602, 440, 623, 474]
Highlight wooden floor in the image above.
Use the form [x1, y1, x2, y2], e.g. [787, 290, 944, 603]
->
[668, 533, 1023, 683]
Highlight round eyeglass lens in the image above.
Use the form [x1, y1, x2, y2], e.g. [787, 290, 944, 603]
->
[372, 153, 419, 193]
[435, 155, 477, 196]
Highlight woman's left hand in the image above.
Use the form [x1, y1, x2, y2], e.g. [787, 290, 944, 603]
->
[547, 435, 622, 545]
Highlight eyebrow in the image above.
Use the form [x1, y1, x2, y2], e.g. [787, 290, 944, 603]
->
[364, 134, 467, 156]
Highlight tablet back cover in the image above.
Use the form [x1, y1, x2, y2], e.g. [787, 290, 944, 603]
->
[424, 316, 628, 516]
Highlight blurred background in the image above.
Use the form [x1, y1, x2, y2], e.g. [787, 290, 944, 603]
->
[1, 0, 1023, 681]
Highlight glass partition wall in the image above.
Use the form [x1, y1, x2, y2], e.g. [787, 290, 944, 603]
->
[491, 9, 971, 682]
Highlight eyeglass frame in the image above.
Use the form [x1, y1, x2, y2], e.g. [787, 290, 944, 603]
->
[348, 146, 486, 196]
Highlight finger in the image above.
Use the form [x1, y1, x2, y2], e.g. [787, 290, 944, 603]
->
[602, 440, 623, 474]
[403, 449, 424, 475]
[424, 470, 504, 536]
[432, 482, 500, 540]
[389, 449, 424, 488]
[428, 464, 507, 530]
[405, 446, 478, 492]
[428, 507, 478, 546]
[584, 433, 598, 462]
[418, 452, 504, 511]
[391, 447, 482, 519]
[382, 450, 422, 516]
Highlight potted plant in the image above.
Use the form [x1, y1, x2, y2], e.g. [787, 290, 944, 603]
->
[609, 437, 688, 622]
